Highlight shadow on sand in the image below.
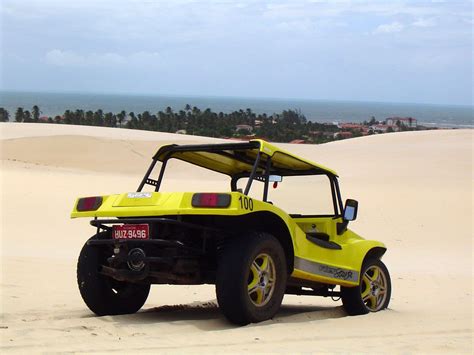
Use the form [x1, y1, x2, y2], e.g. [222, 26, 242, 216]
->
[109, 300, 347, 331]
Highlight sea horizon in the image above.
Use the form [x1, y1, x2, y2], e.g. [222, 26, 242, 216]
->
[1, 90, 472, 128]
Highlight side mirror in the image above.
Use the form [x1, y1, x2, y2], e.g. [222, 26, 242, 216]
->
[343, 199, 358, 221]
[269, 175, 282, 189]
[268, 175, 282, 183]
[338, 199, 358, 235]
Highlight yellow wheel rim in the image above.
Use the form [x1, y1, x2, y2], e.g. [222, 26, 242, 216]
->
[247, 253, 276, 307]
[361, 265, 388, 311]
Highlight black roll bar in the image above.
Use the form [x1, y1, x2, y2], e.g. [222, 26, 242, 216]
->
[244, 151, 261, 195]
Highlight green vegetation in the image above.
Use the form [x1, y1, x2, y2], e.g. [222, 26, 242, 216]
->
[0, 105, 425, 143]
[0, 108, 9, 122]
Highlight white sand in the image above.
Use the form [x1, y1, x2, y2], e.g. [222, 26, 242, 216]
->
[0, 123, 472, 353]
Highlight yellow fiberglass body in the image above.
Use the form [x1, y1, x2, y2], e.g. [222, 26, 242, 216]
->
[72, 139, 391, 325]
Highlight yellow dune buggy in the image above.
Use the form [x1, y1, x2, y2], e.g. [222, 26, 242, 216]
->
[72, 139, 391, 325]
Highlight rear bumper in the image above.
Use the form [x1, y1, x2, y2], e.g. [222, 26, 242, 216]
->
[89, 217, 223, 285]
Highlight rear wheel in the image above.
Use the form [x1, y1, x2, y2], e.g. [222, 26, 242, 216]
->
[77, 234, 150, 316]
[216, 233, 287, 325]
[341, 258, 391, 315]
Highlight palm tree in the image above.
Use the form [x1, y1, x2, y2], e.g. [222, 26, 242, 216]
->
[192, 106, 201, 116]
[117, 110, 126, 128]
[93, 109, 104, 126]
[32, 105, 41, 122]
[127, 112, 137, 129]
[73, 109, 84, 125]
[85, 110, 94, 126]
[15, 107, 24, 122]
[0, 108, 9, 122]
[23, 110, 32, 122]
[104, 112, 116, 127]
[64, 110, 73, 124]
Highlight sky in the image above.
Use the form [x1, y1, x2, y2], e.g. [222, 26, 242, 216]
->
[1, 0, 472, 105]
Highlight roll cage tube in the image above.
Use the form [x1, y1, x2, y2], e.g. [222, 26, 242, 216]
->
[243, 151, 261, 195]
[137, 151, 172, 192]
[262, 158, 272, 202]
[137, 159, 159, 191]
[333, 177, 344, 216]
[137, 145, 264, 195]
[230, 153, 272, 200]
[137, 142, 344, 214]
[232, 166, 343, 217]
[154, 151, 176, 192]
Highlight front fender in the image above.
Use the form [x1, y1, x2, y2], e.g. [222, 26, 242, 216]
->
[343, 229, 387, 281]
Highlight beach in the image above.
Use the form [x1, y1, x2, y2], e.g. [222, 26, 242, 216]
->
[0, 123, 472, 353]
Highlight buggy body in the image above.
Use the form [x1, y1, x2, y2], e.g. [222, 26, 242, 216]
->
[72, 139, 391, 324]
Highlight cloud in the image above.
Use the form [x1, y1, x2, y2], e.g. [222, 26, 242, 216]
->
[412, 18, 436, 28]
[373, 21, 404, 34]
[275, 19, 315, 33]
[44, 49, 159, 67]
[263, 1, 447, 20]
[3, 1, 472, 105]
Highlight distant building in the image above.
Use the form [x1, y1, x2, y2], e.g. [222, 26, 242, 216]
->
[386, 117, 417, 128]
[309, 131, 334, 138]
[334, 131, 353, 139]
[39, 116, 50, 122]
[338, 123, 363, 130]
[371, 124, 398, 133]
[235, 124, 253, 133]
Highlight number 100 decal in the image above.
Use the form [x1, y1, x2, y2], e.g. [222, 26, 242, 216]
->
[238, 196, 254, 211]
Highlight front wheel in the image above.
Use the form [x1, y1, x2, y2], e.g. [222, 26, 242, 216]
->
[341, 258, 391, 315]
[77, 234, 150, 316]
[216, 232, 287, 325]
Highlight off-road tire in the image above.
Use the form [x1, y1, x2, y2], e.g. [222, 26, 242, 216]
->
[216, 232, 287, 325]
[77, 234, 150, 316]
[341, 258, 391, 315]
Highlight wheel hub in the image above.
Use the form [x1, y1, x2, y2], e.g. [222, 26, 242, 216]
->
[371, 283, 380, 297]
[361, 264, 388, 312]
[248, 253, 276, 307]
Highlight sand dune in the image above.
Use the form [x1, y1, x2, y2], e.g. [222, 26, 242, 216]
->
[0, 123, 472, 353]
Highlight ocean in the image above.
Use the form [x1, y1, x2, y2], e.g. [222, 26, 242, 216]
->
[1, 91, 472, 128]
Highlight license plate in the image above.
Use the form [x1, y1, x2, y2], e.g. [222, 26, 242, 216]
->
[112, 224, 149, 240]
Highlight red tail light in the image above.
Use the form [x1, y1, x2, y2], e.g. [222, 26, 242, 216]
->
[77, 196, 103, 211]
[191, 193, 231, 208]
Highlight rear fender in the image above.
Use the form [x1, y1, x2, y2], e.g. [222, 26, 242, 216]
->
[214, 211, 295, 274]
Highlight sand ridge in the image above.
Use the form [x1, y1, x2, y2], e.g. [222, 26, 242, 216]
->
[0, 123, 472, 353]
